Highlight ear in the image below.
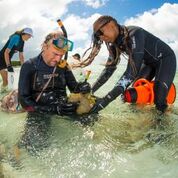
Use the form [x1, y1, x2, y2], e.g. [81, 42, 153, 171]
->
[110, 21, 115, 27]
[110, 21, 118, 30]
[42, 43, 49, 50]
[110, 21, 119, 36]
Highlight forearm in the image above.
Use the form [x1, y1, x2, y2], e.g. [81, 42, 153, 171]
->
[92, 65, 117, 93]
[19, 95, 57, 114]
[90, 85, 124, 113]
[18, 61, 36, 111]
[4, 49, 11, 66]
[104, 85, 124, 103]
[65, 68, 78, 92]
[19, 94, 37, 111]
[19, 53, 24, 64]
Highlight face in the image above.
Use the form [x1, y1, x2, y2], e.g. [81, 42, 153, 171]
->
[73, 55, 80, 61]
[22, 34, 32, 41]
[42, 43, 66, 67]
[95, 21, 119, 43]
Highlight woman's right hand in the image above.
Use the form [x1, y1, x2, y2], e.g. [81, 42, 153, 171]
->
[7, 65, 14, 72]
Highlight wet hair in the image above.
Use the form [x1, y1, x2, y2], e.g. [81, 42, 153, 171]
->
[43, 31, 63, 44]
[41, 31, 64, 50]
[93, 15, 118, 33]
[75, 15, 137, 75]
[74, 15, 120, 68]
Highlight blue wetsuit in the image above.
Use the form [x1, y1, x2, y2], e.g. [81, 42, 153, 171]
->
[0, 33, 24, 70]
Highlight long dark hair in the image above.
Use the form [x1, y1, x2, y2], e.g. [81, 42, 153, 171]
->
[75, 15, 137, 74]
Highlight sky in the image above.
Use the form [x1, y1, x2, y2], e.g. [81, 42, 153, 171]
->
[0, 0, 178, 64]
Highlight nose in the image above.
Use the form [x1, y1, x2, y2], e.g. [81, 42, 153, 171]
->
[54, 54, 63, 62]
[100, 35, 108, 41]
[100, 35, 111, 43]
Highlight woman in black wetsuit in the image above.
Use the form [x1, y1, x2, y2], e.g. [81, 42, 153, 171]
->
[78, 15, 176, 113]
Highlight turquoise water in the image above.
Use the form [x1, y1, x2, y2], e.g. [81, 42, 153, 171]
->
[0, 65, 178, 178]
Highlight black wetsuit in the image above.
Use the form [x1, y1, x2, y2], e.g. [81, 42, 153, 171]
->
[18, 54, 78, 114]
[0, 33, 24, 70]
[18, 54, 80, 153]
[92, 26, 177, 112]
[18, 54, 91, 153]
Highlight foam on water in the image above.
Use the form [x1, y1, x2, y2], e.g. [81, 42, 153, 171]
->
[0, 65, 178, 178]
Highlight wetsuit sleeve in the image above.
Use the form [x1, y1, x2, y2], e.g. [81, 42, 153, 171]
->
[90, 28, 149, 113]
[7, 35, 19, 50]
[92, 65, 117, 93]
[18, 61, 55, 113]
[18, 61, 37, 110]
[92, 44, 119, 93]
[65, 66, 78, 92]
[103, 28, 146, 102]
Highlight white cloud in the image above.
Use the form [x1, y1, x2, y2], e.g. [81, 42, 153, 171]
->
[0, 0, 104, 60]
[63, 13, 110, 62]
[124, 3, 178, 60]
[64, 14, 100, 42]
[71, 3, 178, 68]
[0, 0, 74, 59]
[0, 1, 177, 67]
[82, 0, 108, 8]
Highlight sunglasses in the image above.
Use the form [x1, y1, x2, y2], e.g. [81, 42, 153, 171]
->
[94, 20, 111, 38]
[52, 36, 74, 52]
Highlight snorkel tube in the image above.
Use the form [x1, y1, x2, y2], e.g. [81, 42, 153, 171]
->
[57, 19, 68, 60]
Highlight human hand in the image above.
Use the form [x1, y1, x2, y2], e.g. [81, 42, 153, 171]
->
[57, 102, 78, 116]
[78, 81, 91, 94]
[7, 65, 14, 72]
[34, 105, 57, 114]
[89, 97, 110, 114]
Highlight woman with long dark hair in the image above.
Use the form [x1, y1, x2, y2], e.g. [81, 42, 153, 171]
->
[78, 15, 176, 113]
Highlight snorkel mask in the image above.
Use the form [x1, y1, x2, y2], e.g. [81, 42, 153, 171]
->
[52, 36, 74, 52]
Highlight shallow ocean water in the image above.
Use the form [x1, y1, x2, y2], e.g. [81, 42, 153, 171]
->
[0, 65, 178, 178]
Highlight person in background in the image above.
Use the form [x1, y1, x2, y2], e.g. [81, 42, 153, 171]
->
[69, 53, 86, 81]
[77, 15, 176, 114]
[0, 27, 33, 92]
[72, 53, 81, 63]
